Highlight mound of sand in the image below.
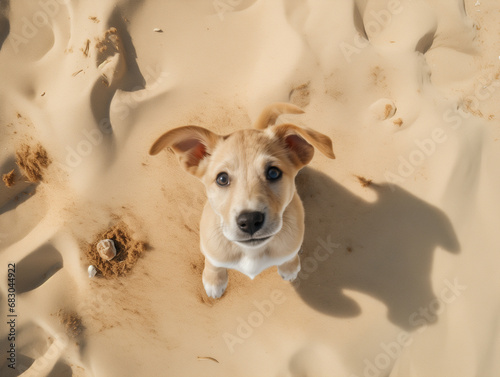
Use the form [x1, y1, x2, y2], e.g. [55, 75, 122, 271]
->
[2, 169, 15, 187]
[15, 143, 51, 183]
[85, 222, 146, 278]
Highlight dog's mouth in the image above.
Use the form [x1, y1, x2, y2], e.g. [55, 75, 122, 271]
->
[235, 235, 273, 247]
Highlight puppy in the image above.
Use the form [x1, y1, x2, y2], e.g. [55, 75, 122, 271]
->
[149, 103, 335, 298]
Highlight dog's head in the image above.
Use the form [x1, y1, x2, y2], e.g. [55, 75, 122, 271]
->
[149, 103, 335, 249]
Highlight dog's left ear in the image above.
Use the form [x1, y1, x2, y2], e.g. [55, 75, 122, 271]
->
[149, 126, 222, 177]
[271, 124, 335, 168]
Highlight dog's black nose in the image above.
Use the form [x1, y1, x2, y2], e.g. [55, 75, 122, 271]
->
[237, 211, 265, 235]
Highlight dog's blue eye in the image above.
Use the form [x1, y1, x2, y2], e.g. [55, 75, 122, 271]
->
[266, 167, 282, 181]
[216, 172, 229, 186]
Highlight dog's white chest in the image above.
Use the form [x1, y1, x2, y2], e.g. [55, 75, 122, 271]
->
[235, 255, 277, 279]
[207, 252, 295, 280]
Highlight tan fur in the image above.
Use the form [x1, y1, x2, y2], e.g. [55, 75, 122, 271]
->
[149, 103, 335, 298]
[253, 102, 304, 130]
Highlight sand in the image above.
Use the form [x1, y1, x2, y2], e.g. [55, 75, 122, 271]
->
[14, 143, 51, 183]
[0, 0, 499, 376]
[2, 170, 15, 187]
[57, 310, 85, 339]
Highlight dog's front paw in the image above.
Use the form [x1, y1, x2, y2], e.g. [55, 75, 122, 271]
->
[278, 256, 301, 282]
[279, 269, 299, 282]
[203, 280, 228, 299]
[202, 259, 228, 299]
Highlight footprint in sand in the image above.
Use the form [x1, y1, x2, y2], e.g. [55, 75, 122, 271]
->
[0, 323, 71, 376]
[16, 243, 63, 294]
[354, 0, 438, 53]
[0, 143, 51, 248]
[88, 26, 128, 147]
[90, 20, 145, 136]
[2, 0, 71, 60]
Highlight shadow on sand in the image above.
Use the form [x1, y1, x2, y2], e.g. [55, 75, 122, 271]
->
[0, 0, 9, 51]
[293, 167, 460, 330]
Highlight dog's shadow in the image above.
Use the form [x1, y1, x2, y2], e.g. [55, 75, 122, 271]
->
[294, 168, 460, 330]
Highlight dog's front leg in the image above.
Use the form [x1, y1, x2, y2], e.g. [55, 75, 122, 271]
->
[278, 254, 301, 282]
[202, 258, 228, 298]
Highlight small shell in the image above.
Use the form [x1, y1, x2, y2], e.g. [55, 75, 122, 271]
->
[153, 28, 163, 33]
[97, 239, 117, 261]
[88, 265, 97, 278]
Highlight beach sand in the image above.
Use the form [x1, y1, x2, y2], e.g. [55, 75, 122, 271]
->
[0, 0, 499, 376]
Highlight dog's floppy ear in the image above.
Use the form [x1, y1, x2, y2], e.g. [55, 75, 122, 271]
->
[149, 126, 222, 177]
[253, 103, 304, 130]
[271, 123, 335, 168]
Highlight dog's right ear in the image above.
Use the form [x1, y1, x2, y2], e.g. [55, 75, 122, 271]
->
[149, 126, 222, 177]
